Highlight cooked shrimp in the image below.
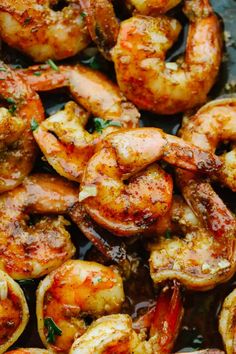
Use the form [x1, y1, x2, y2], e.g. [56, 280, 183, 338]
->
[177, 98, 236, 239]
[0, 61, 45, 193]
[7, 350, 51, 354]
[70, 283, 183, 354]
[36, 260, 124, 353]
[0, 0, 90, 62]
[0, 270, 29, 353]
[0, 173, 78, 280]
[219, 288, 236, 354]
[80, 127, 221, 236]
[18, 63, 140, 127]
[112, 0, 222, 114]
[149, 196, 236, 291]
[126, 0, 182, 15]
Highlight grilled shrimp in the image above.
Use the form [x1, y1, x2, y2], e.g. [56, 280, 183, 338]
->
[177, 98, 236, 239]
[125, 0, 182, 15]
[0, 270, 29, 353]
[70, 283, 183, 354]
[149, 196, 236, 291]
[80, 127, 221, 236]
[0, 173, 78, 280]
[0, 0, 90, 62]
[219, 288, 236, 354]
[0, 61, 44, 193]
[7, 350, 51, 354]
[112, 0, 222, 114]
[36, 260, 124, 353]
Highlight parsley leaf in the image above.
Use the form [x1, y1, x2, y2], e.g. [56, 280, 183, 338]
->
[165, 229, 172, 239]
[46, 59, 59, 71]
[81, 11, 87, 18]
[81, 55, 100, 70]
[30, 118, 39, 131]
[94, 118, 122, 134]
[33, 71, 42, 76]
[44, 317, 62, 344]
[6, 98, 17, 114]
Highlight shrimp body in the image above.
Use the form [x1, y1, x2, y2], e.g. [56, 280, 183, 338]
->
[112, 0, 222, 114]
[219, 288, 236, 354]
[80, 127, 221, 236]
[36, 260, 125, 353]
[0, 174, 78, 279]
[0, 0, 90, 62]
[126, 0, 182, 15]
[177, 98, 236, 239]
[149, 197, 236, 291]
[0, 61, 45, 193]
[0, 270, 29, 353]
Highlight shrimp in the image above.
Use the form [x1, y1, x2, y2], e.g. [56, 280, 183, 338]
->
[80, 127, 221, 236]
[111, 0, 223, 114]
[149, 196, 236, 291]
[0, 0, 90, 62]
[177, 98, 236, 239]
[0, 173, 78, 280]
[17, 63, 140, 181]
[70, 283, 183, 354]
[125, 0, 182, 15]
[7, 350, 51, 354]
[0, 61, 45, 193]
[0, 270, 29, 353]
[36, 260, 125, 353]
[219, 288, 236, 354]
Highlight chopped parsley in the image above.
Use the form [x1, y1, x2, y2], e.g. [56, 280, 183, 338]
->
[80, 11, 87, 18]
[33, 71, 42, 76]
[30, 117, 39, 131]
[0, 67, 6, 72]
[46, 59, 59, 71]
[44, 317, 62, 344]
[6, 98, 17, 114]
[94, 117, 122, 134]
[165, 229, 172, 239]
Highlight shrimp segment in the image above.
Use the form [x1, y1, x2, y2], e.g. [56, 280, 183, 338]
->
[219, 288, 236, 354]
[81, 128, 221, 236]
[0, 61, 44, 193]
[177, 98, 236, 239]
[0, 270, 29, 353]
[112, 0, 222, 114]
[70, 283, 183, 354]
[149, 197, 236, 291]
[36, 260, 125, 353]
[0, 0, 90, 62]
[0, 174, 78, 279]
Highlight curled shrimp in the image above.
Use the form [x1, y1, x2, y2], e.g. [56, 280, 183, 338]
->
[111, 0, 222, 114]
[7, 350, 51, 354]
[36, 259, 125, 353]
[0, 61, 44, 193]
[219, 288, 236, 354]
[125, 0, 182, 15]
[80, 127, 221, 236]
[149, 196, 236, 291]
[0, 173, 78, 280]
[17, 63, 140, 181]
[0, 0, 90, 62]
[0, 270, 29, 353]
[70, 283, 183, 354]
[177, 98, 236, 239]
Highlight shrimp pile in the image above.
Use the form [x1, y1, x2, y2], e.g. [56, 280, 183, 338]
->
[0, 0, 235, 352]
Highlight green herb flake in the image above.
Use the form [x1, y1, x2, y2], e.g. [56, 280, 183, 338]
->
[30, 118, 39, 131]
[23, 17, 32, 26]
[165, 229, 172, 239]
[46, 59, 59, 71]
[94, 118, 122, 134]
[0, 67, 6, 72]
[44, 317, 62, 344]
[33, 71, 42, 76]
[6, 98, 17, 114]
[80, 11, 87, 18]
[81, 56, 100, 70]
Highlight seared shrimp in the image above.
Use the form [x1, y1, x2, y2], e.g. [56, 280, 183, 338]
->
[0, 173, 78, 280]
[7, 350, 51, 354]
[149, 196, 236, 291]
[0, 61, 44, 193]
[0, 270, 29, 353]
[70, 283, 183, 354]
[80, 127, 221, 236]
[177, 98, 236, 239]
[219, 288, 236, 354]
[36, 260, 124, 353]
[0, 0, 90, 62]
[112, 0, 222, 114]
[125, 0, 182, 15]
